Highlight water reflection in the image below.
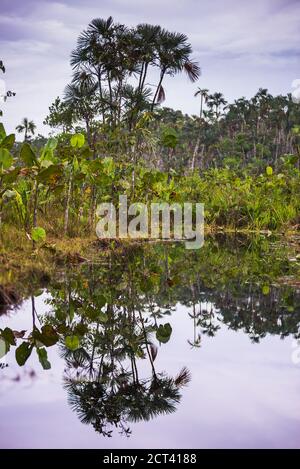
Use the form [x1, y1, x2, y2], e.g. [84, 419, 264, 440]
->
[1, 235, 300, 439]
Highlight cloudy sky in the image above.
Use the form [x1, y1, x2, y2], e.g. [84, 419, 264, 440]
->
[0, 0, 299, 134]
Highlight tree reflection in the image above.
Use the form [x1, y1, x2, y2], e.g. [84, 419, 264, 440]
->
[1, 235, 300, 436]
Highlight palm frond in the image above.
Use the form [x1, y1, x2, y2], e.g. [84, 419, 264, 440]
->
[174, 366, 192, 388]
[157, 85, 166, 104]
[183, 61, 201, 82]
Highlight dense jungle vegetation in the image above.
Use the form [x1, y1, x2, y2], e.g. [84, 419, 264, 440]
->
[0, 16, 300, 255]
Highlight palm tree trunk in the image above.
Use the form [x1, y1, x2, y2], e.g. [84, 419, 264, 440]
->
[138, 62, 144, 91]
[140, 62, 149, 92]
[97, 68, 105, 124]
[107, 71, 114, 123]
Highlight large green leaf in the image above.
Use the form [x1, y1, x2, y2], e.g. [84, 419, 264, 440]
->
[20, 143, 37, 167]
[44, 137, 57, 151]
[0, 123, 6, 140]
[37, 164, 62, 183]
[40, 325, 59, 346]
[70, 133, 85, 148]
[37, 347, 51, 370]
[0, 338, 9, 359]
[0, 148, 13, 169]
[31, 227, 46, 243]
[15, 342, 33, 366]
[40, 137, 58, 161]
[266, 166, 273, 176]
[1, 327, 16, 345]
[33, 325, 59, 347]
[65, 335, 80, 351]
[1, 134, 15, 151]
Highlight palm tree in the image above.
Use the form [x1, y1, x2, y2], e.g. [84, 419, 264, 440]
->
[16, 118, 36, 141]
[191, 88, 209, 170]
[207, 92, 227, 120]
[71, 16, 116, 124]
[135, 23, 161, 95]
[194, 87, 209, 119]
[151, 30, 201, 110]
[68, 18, 201, 130]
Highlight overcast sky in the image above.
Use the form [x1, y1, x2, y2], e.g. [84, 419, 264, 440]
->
[0, 0, 299, 135]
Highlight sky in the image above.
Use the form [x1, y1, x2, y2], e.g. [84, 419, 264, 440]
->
[0, 0, 299, 135]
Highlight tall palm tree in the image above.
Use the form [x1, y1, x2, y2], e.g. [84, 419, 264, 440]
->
[194, 87, 209, 119]
[16, 118, 36, 141]
[151, 30, 201, 110]
[191, 88, 209, 170]
[135, 23, 161, 95]
[71, 16, 116, 124]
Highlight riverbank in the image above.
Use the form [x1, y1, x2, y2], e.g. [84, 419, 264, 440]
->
[1, 223, 300, 294]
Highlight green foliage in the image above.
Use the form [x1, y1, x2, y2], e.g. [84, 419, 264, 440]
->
[31, 227, 46, 243]
[0, 338, 9, 359]
[0, 123, 6, 139]
[156, 323, 172, 343]
[20, 143, 37, 166]
[37, 347, 51, 370]
[65, 335, 80, 351]
[15, 342, 33, 366]
[0, 148, 13, 169]
[70, 133, 85, 148]
[266, 166, 273, 176]
[1, 134, 15, 150]
[33, 325, 59, 347]
[161, 127, 179, 149]
[1, 327, 16, 345]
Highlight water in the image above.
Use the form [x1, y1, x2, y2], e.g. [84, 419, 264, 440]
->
[1, 236, 300, 448]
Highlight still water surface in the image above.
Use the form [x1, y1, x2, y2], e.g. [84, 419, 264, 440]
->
[1, 237, 300, 448]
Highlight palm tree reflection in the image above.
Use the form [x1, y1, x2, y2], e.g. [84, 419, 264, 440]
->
[62, 342, 191, 437]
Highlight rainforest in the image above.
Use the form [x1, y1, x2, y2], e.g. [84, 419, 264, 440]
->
[1, 6, 300, 451]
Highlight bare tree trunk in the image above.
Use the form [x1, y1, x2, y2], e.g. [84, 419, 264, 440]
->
[274, 129, 279, 169]
[199, 143, 205, 170]
[32, 180, 39, 228]
[89, 185, 97, 229]
[191, 136, 200, 170]
[131, 144, 136, 198]
[64, 175, 72, 235]
[192, 94, 205, 170]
